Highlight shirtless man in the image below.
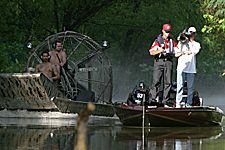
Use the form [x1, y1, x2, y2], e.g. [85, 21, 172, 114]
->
[36, 51, 60, 81]
[49, 40, 67, 68]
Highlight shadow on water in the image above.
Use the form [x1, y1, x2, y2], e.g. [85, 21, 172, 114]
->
[0, 117, 225, 150]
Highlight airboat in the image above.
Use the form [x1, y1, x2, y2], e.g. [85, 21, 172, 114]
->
[0, 31, 114, 117]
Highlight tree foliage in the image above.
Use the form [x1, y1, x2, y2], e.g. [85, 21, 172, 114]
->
[0, 0, 115, 72]
[79, 0, 204, 87]
[199, 0, 225, 77]
[0, 0, 223, 80]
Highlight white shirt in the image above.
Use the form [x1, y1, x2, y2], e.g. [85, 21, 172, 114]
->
[176, 40, 201, 73]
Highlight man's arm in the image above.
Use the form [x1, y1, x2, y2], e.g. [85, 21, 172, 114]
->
[52, 65, 61, 80]
[191, 42, 201, 55]
[175, 44, 184, 57]
[149, 41, 164, 55]
[60, 51, 67, 67]
[174, 42, 188, 57]
[149, 48, 164, 55]
[35, 64, 40, 73]
[176, 42, 201, 57]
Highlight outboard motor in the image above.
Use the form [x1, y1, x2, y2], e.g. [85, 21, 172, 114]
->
[181, 81, 203, 106]
[192, 91, 203, 106]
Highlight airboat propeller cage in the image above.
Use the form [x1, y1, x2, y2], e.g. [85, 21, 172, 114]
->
[26, 31, 113, 103]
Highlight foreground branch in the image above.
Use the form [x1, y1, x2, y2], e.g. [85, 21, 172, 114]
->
[74, 102, 95, 150]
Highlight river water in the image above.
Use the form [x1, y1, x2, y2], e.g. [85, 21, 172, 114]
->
[0, 115, 225, 150]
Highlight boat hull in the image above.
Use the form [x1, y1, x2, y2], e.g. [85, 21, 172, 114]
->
[53, 97, 115, 117]
[0, 73, 61, 111]
[114, 105, 224, 127]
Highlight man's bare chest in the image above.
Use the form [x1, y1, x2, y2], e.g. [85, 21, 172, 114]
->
[39, 64, 53, 72]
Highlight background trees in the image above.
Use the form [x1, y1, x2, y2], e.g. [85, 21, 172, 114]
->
[200, 0, 225, 76]
[0, 0, 224, 99]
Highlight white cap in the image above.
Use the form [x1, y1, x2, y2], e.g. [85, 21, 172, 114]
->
[188, 27, 197, 33]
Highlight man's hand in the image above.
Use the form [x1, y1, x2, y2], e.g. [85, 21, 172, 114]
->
[183, 50, 192, 55]
[175, 50, 192, 57]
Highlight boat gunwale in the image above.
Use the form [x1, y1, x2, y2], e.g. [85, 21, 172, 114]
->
[115, 105, 224, 114]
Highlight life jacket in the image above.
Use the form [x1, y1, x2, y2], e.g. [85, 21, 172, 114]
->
[131, 86, 149, 102]
[154, 34, 174, 59]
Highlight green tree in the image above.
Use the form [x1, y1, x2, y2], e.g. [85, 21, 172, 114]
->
[199, 0, 225, 76]
[0, 0, 115, 72]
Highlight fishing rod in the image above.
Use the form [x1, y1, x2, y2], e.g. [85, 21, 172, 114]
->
[142, 93, 145, 150]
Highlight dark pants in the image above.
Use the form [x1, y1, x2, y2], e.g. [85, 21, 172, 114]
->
[150, 59, 172, 104]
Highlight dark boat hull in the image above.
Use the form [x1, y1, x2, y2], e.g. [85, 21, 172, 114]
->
[114, 105, 224, 127]
[53, 97, 114, 117]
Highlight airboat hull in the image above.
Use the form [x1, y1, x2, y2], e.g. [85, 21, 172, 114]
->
[0, 73, 61, 111]
[53, 97, 114, 117]
[114, 104, 224, 127]
[0, 73, 114, 117]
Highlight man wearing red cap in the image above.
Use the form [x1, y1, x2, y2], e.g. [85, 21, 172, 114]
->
[148, 23, 177, 107]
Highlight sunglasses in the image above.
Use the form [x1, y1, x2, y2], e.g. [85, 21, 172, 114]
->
[164, 30, 171, 33]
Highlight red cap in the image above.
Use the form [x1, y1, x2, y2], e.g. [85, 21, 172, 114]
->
[162, 24, 172, 31]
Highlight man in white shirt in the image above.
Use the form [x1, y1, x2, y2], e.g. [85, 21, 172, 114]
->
[175, 26, 201, 107]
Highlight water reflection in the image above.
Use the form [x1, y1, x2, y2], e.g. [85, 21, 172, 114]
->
[116, 126, 225, 150]
[0, 117, 225, 150]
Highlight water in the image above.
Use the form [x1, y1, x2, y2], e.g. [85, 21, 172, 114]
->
[0, 115, 225, 150]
